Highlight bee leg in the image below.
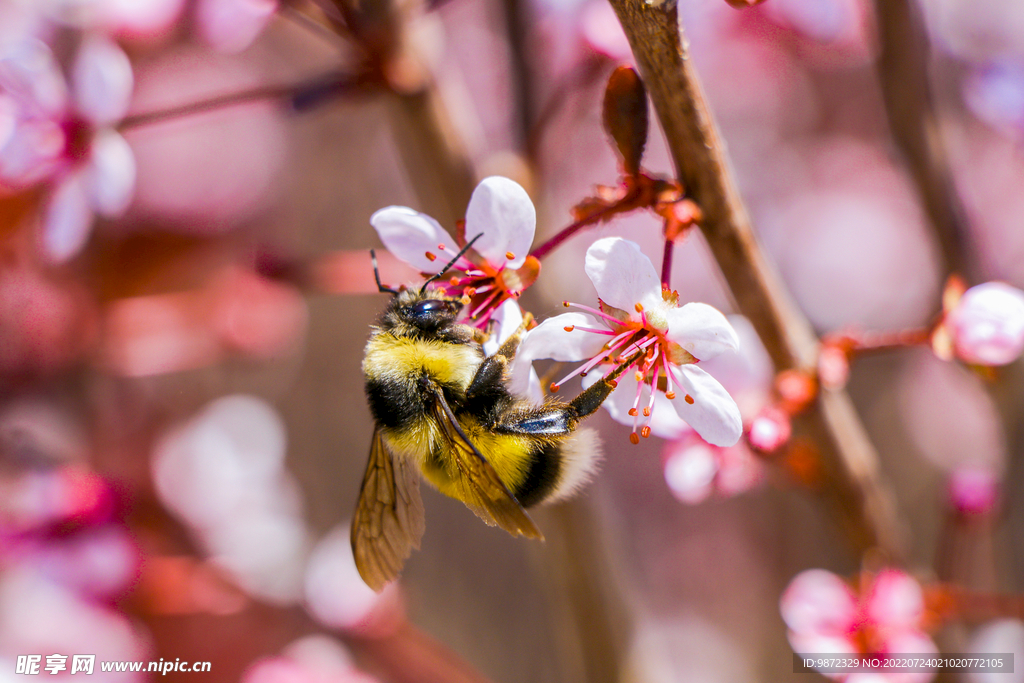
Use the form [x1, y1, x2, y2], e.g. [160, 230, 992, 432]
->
[563, 348, 643, 421]
[565, 377, 617, 421]
[494, 311, 534, 360]
[466, 312, 534, 400]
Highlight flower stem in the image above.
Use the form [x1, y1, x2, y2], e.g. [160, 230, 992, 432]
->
[118, 70, 375, 131]
[530, 201, 626, 261]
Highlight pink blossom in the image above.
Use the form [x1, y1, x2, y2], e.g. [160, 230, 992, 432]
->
[243, 636, 380, 683]
[747, 406, 792, 453]
[372, 176, 540, 331]
[304, 524, 404, 637]
[0, 36, 135, 262]
[781, 569, 937, 683]
[948, 466, 999, 515]
[946, 282, 1024, 366]
[513, 237, 742, 446]
[662, 431, 764, 504]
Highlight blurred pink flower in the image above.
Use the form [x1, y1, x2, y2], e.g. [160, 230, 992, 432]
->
[948, 466, 999, 515]
[304, 524, 404, 637]
[153, 395, 310, 603]
[0, 36, 135, 261]
[0, 569, 149, 679]
[195, 0, 279, 54]
[243, 636, 380, 683]
[662, 431, 764, 504]
[947, 282, 1024, 366]
[514, 237, 742, 446]
[964, 62, 1024, 133]
[747, 406, 792, 453]
[781, 569, 937, 682]
[372, 175, 539, 329]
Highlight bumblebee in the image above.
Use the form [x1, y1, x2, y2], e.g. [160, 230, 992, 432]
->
[352, 244, 624, 591]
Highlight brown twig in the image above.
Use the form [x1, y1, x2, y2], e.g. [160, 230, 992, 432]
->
[869, 0, 1024, 593]
[607, 0, 903, 560]
[870, 0, 976, 282]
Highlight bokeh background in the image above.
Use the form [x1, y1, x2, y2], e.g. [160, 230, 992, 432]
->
[1, 0, 1023, 681]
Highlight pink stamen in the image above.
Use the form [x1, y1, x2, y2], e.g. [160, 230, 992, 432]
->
[622, 333, 659, 359]
[574, 326, 617, 336]
[469, 289, 501, 319]
[661, 355, 679, 394]
[564, 302, 628, 326]
[645, 364, 659, 426]
[630, 376, 644, 436]
[606, 328, 639, 351]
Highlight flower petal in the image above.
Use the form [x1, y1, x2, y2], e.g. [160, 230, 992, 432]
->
[72, 36, 133, 125]
[865, 570, 924, 632]
[482, 298, 521, 357]
[516, 312, 609, 363]
[780, 569, 859, 636]
[464, 176, 536, 270]
[581, 370, 692, 440]
[0, 39, 68, 117]
[584, 237, 662, 314]
[663, 439, 717, 504]
[86, 129, 135, 216]
[0, 118, 64, 186]
[42, 174, 93, 263]
[196, 0, 279, 54]
[370, 206, 460, 274]
[668, 365, 743, 446]
[664, 302, 739, 361]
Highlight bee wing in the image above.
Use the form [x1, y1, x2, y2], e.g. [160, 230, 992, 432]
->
[351, 428, 426, 592]
[427, 383, 544, 540]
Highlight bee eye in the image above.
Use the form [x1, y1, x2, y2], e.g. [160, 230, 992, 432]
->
[405, 298, 455, 328]
[411, 299, 449, 315]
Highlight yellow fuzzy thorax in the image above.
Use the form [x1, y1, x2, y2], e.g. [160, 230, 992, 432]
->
[363, 332, 540, 500]
[363, 333, 481, 393]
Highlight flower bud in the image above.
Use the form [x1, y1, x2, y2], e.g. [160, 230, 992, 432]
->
[947, 282, 1024, 366]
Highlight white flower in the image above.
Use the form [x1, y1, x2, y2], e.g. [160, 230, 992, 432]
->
[0, 36, 136, 263]
[370, 176, 540, 329]
[512, 237, 743, 447]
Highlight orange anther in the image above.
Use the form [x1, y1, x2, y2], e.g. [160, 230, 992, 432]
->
[564, 325, 575, 332]
[628, 408, 638, 417]
[665, 391, 676, 400]
[635, 302, 644, 313]
[629, 433, 640, 445]
[506, 251, 515, 260]
[549, 383, 560, 393]
[642, 407, 650, 417]
[684, 394, 694, 404]
[640, 426, 651, 438]
[425, 251, 437, 262]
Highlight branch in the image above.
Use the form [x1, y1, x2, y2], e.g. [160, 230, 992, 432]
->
[606, 0, 903, 560]
[871, 0, 977, 282]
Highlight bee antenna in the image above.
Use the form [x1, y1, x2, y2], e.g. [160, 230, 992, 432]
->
[419, 233, 482, 295]
[371, 250, 399, 295]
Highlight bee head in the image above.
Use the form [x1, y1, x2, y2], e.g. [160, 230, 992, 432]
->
[380, 288, 462, 335]
[401, 293, 461, 331]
